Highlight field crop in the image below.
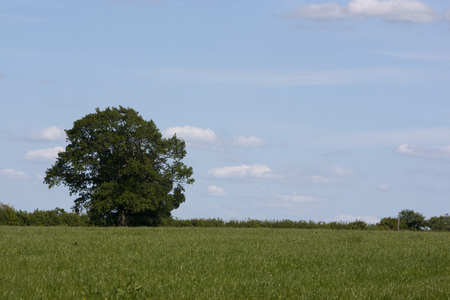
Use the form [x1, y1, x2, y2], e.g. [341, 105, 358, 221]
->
[0, 227, 448, 299]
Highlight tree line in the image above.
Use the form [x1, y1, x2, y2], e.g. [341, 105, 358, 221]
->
[1, 203, 448, 231]
[0, 203, 90, 226]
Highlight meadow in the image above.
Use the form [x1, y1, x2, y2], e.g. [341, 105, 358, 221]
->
[0, 227, 448, 299]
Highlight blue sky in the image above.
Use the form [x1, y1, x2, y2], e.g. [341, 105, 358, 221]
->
[1, 0, 450, 223]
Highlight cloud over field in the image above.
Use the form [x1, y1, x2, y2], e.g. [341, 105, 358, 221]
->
[308, 175, 338, 185]
[330, 166, 355, 176]
[288, 0, 441, 23]
[207, 164, 278, 180]
[23, 146, 64, 162]
[207, 185, 227, 197]
[163, 126, 221, 147]
[275, 193, 323, 204]
[231, 135, 267, 147]
[377, 184, 393, 191]
[164, 125, 267, 149]
[396, 144, 450, 159]
[28, 126, 66, 141]
[262, 193, 324, 210]
[0, 169, 28, 179]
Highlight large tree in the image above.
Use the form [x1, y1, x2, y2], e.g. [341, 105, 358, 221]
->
[44, 106, 194, 226]
[399, 209, 426, 231]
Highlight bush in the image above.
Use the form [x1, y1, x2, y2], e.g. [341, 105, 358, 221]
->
[427, 214, 450, 231]
[0, 203, 21, 225]
[377, 217, 407, 231]
[0, 203, 90, 226]
[348, 220, 368, 230]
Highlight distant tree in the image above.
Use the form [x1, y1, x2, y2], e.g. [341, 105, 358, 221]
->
[0, 202, 13, 211]
[399, 209, 426, 231]
[376, 217, 407, 230]
[348, 220, 368, 230]
[0, 202, 20, 225]
[427, 214, 450, 231]
[44, 106, 194, 226]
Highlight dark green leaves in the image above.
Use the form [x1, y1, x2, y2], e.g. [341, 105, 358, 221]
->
[44, 106, 194, 226]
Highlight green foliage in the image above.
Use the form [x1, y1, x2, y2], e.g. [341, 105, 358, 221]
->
[2, 203, 448, 232]
[376, 217, 407, 230]
[428, 214, 450, 231]
[348, 220, 368, 230]
[0, 203, 21, 225]
[163, 218, 372, 230]
[44, 106, 194, 226]
[0, 227, 448, 299]
[400, 209, 427, 231]
[0, 203, 90, 226]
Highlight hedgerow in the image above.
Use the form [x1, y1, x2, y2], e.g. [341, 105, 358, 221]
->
[1, 202, 448, 230]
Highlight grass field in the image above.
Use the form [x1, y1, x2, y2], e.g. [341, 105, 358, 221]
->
[0, 227, 448, 299]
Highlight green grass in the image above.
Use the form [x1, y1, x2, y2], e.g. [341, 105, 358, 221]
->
[0, 227, 448, 299]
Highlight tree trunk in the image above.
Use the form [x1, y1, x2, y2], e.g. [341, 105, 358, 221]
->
[117, 211, 126, 227]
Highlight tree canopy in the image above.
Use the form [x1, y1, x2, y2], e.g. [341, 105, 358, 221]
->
[399, 209, 426, 231]
[44, 106, 194, 226]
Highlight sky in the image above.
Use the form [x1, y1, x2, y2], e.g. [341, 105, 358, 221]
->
[1, 0, 450, 224]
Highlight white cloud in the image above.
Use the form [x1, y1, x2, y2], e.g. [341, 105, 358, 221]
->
[289, 0, 441, 23]
[207, 164, 278, 180]
[397, 143, 416, 155]
[207, 185, 227, 197]
[396, 144, 450, 159]
[282, 166, 355, 186]
[276, 194, 323, 203]
[28, 126, 66, 141]
[265, 193, 323, 208]
[445, 9, 450, 21]
[231, 135, 268, 147]
[163, 126, 221, 147]
[330, 166, 355, 176]
[348, 0, 439, 22]
[290, 3, 350, 20]
[335, 214, 380, 224]
[377, 184, 393, 191]
[23, 146, 64, 162]
[309, 175, 338, 185]
[163, 126, 269, 149]
[0, 169, 28, 179]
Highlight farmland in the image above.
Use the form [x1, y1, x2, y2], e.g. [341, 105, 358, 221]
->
[0, 227, 448, 299]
